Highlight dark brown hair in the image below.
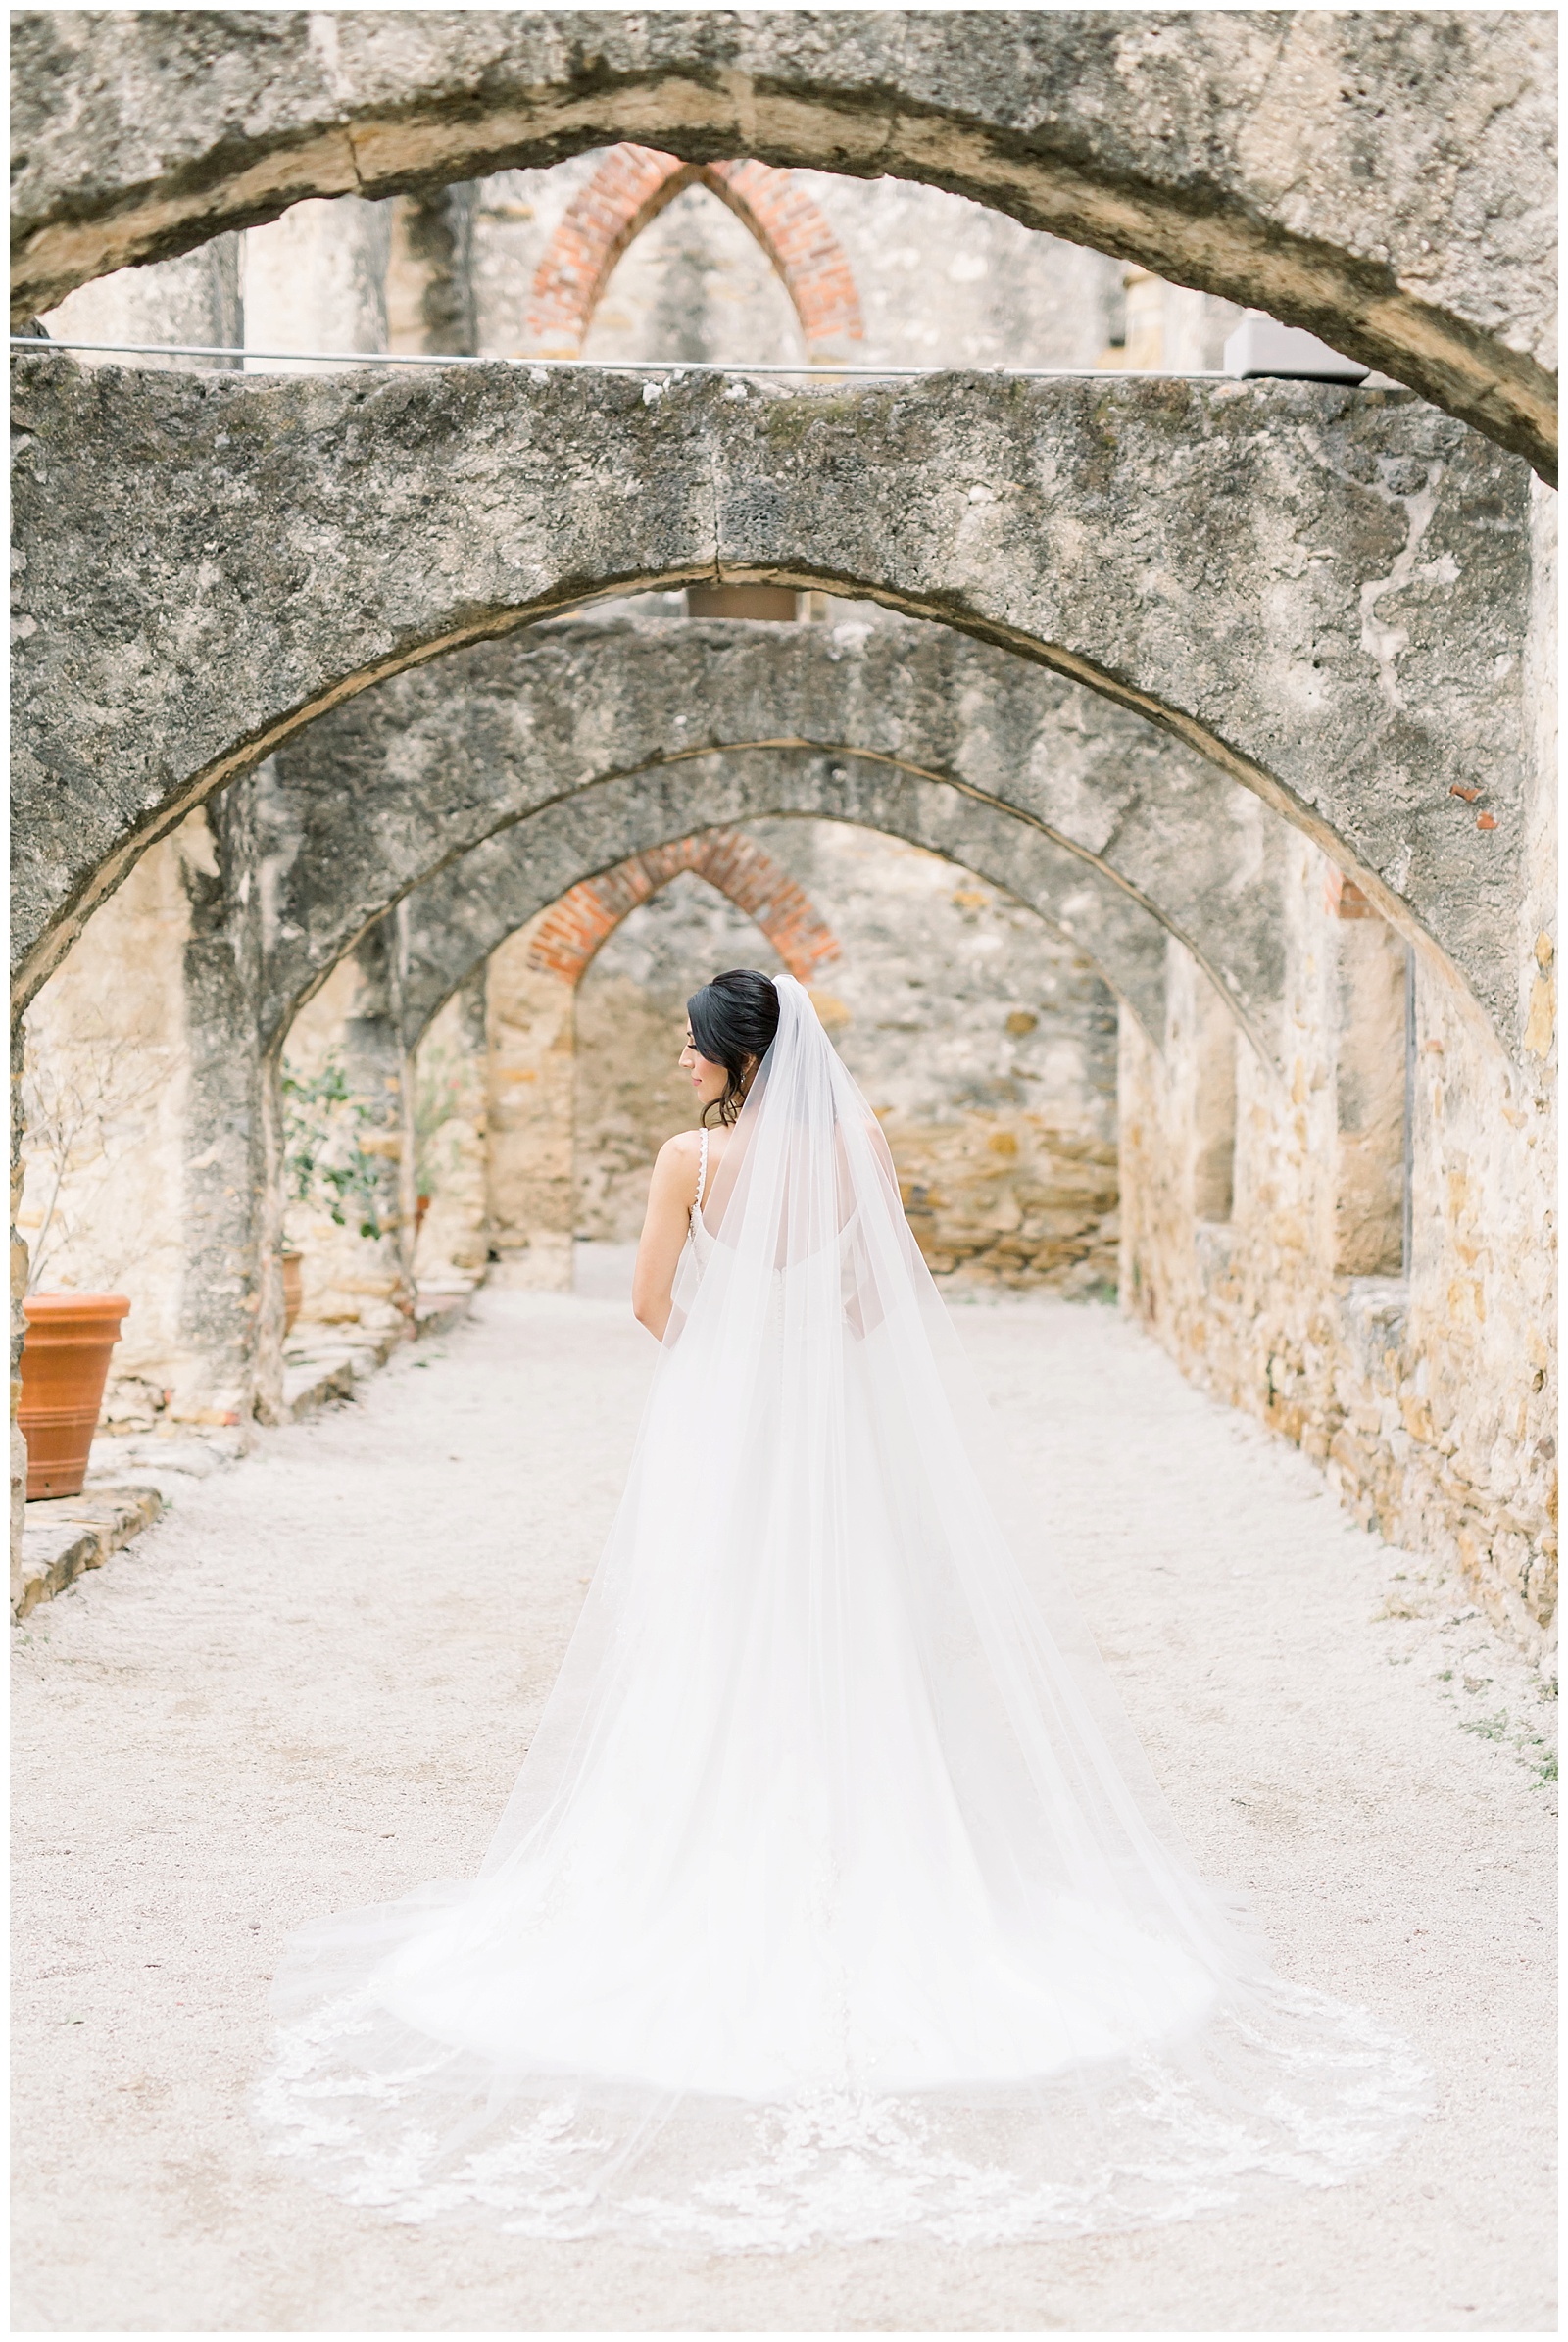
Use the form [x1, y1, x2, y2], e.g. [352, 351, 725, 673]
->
[687, 969, 781, 1126]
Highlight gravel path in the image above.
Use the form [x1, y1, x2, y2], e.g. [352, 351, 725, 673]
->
[12, 1288, 1556, 2333]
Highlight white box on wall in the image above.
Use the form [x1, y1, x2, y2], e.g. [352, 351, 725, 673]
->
[1224, 311, 1368, 381]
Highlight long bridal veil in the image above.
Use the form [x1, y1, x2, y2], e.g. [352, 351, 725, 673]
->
[257, 976, 1424, 2246]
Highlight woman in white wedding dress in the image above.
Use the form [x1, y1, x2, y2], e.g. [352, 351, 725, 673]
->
[258, 970, 1424, 2247]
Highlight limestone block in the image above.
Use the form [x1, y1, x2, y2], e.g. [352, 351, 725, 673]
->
[15, 1483, 161, 1618]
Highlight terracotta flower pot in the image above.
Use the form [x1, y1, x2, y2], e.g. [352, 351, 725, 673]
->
[19, 1293, 130, 1500]
[281, 1249, 305, 1335]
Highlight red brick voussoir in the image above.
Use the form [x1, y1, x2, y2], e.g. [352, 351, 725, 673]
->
[527, 829, 843, 986]
[526, 145, 862, 361]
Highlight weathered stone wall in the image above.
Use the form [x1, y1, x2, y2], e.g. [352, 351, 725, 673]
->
[16, 806, 269, 1431]
[482, 927, 576, 1291]
[12, 10, 1553, 472]
[1120, 841, 1557, 1660]
[18, 830, 194, 1426]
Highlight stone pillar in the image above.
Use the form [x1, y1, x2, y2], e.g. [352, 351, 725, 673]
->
[386, 186, 478, 356]
[14, 801, 268, 1435]
[39, 238, 242, 364]
[21, 191, 228, 1601]
[242, 197, 391, 366]
[11, 1027, 29, 1609]
[484, 921, 576, 1290]
[411, 975, 490, 1289]
[177, 775, 269, 1426]
[254, 1047, 288, 1426]
[1190, 996, 1239, 1227]
[1117, 266, 1165, 369]
[1159, 941, 1240, 1230]
[339, 909, 417, 1318]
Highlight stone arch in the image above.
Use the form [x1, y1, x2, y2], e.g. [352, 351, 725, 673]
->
[527, 829, 842, 985]
[248, 616, 1287, 1066]
[13, 363, 1530, 1048]
[527, 146, 862, 362]
[389, 764, 1173, 1051]
[12, 11, 1553, 473]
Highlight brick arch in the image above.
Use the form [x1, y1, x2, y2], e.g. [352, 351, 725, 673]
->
[527, 145, 862, 361]
[527, 828, 842, 986]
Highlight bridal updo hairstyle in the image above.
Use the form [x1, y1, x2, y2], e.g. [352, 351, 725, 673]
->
[687, 969, 781, 1126]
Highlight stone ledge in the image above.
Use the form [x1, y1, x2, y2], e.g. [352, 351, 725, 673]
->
[282, 1325, 408, 1420]
[415, 1285, 478, 1342]
[15, 1485, 162, 1619]
[282, 1279, 480, 1420]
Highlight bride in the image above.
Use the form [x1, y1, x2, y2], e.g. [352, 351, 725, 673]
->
[258, 970, 1423, 2246]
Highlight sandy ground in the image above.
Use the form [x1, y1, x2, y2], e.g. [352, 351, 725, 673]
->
[12, 1285, 1556, 2334]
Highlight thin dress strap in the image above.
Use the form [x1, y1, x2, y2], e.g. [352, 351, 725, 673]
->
[695, 1126, 710, 1214]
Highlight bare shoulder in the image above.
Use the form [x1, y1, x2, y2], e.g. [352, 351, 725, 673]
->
[650, 1127, 704, 1197]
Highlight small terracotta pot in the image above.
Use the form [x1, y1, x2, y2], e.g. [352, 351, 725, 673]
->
[280, 1249, 304, 1335]
[19, 1293, 130, 1500]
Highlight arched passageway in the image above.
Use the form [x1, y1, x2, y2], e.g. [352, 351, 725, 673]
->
[13, 363, 1531, 1043]
[263, 800, 1124, 1333]
[11, 9, 1554, 474]
[253, 615, 1289, 1064]
[9, 30, 1556, 2318]
[411, 817, 1119, 1299]
[391, 764, 1187, 1051]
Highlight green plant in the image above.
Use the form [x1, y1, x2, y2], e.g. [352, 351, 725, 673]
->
[281, 1054, 391, 1242]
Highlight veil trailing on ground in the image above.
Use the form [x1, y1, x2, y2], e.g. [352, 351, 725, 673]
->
[257, 977, 1424, 2247]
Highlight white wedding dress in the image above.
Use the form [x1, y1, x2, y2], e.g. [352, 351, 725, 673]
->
[257, 977, 1424, 2247]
